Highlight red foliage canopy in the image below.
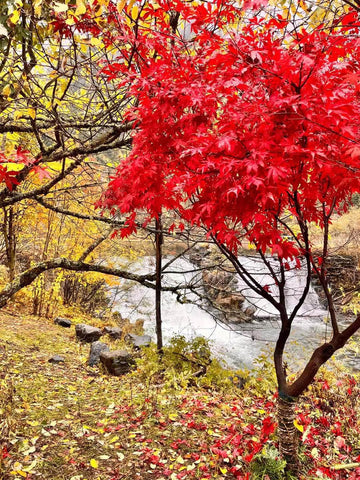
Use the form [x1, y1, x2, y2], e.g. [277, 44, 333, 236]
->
[98, 2, 360, 258]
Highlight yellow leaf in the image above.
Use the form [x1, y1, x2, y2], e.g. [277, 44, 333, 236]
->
[57, 77, 69, 96]
[127, 0, 136, 13]
[168, 413, 178, 421]
[90, 37, 102, 47]
[117, 0, 126, 13]
[65, 16, 75, 25]
[23, 459, 37, 472]
[53, 2, 68, 13]
[311, 447, 319, 459]
[9, 10, 21, 25]
[333, 463, 360, 470]
[220, 467, 227, 474]
[109, 435, 119, 443]
[34, 0, 42, 16]
[2, 85, 11, 97]
[90, 458, 98, 469]
[75, 0, 86, 16]
[131, 4, 139, 19]
[293, 419, 304, 433]
[299, 0, 310, 12]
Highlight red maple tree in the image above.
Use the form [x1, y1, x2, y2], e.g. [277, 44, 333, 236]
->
[97, 1, 360, 471]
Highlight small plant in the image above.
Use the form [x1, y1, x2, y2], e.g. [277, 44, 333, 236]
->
[164, 335, 211, 368]
[133, 335, 235, 390]
[250, 446, 295, 480]
[351, 192, 360, 208]
[246, 352, 277, 397]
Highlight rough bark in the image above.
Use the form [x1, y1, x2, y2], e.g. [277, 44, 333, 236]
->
[2, 206, 16, 282]
[276, 314, 360, 473]
[277, 396, 299, 475]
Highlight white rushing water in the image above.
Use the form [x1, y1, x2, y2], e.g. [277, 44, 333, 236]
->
[110, 256, 338, 371]
[236, 255, 326, 318]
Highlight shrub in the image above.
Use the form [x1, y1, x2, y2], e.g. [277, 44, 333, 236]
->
[133, 335, 236, 391]
[250, 446, 295, 480]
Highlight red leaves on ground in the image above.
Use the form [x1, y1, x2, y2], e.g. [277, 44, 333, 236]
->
[1, 446, 10, 459]
[98, 373, 359, 479]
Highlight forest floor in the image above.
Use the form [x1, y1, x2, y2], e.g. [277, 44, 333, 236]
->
[0, 312, 360, 480]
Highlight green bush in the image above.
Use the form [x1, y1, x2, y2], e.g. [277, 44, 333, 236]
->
[133, 335, 236, 390]
[246, 352, 277, 397]
[250, 447, 296, 480]
[351, 192, 360, 208]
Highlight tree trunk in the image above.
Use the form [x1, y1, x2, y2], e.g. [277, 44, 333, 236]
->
[2, 206, 16, 282]
[0, 258, 156, 309]
[277, 396, 299, 475]
[155, 215, 163, 353]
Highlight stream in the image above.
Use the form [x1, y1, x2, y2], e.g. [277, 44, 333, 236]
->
[110, 256, 360, 372]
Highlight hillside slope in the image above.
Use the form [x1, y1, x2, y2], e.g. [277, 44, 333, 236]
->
[0, 314, 359, 480]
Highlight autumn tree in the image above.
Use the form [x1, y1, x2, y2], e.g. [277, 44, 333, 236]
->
[97, 0, 360, 472]
[0, 0, 163, 307]
[0, 0, 209, 331]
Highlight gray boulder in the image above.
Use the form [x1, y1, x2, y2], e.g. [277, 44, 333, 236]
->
[124, 333, 151, 349]
[54, 317, 72, 328]
[75, 324, 102, 343]
[188, 244, 211, 265]
[100, 350, 135, 376]
[48, 355, 65, 364]
[216, 293, 245, 309]
[103, 326, 122, 339]
[88, 341, 109, 367]
[244, 306, 256, 316]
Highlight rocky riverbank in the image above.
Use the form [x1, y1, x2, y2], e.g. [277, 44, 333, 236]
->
[188, 245, 255, 324]
[188, 245, 360, 322]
